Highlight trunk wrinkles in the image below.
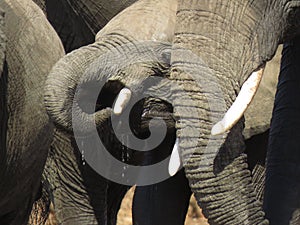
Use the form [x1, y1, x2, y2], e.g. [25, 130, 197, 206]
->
[170, 64, 267, 224]
[45, 33, 133, 134]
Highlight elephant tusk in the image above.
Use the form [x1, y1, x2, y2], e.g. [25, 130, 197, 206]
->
[168, 138, 181, 176]
[211, 66, 265, 135]
[113, 88, 132, 115]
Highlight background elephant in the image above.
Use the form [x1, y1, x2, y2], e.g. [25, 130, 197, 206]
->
[32, 0, 139, 52]
[263, 36, 300, 224]
[0, 0, 64, 224]
[243, 45, 281, 201]
[168, 0, 300, 224]
[244, 45, 282, 140]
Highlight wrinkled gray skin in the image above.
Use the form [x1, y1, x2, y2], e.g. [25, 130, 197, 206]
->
[44, 0, 177, 224]
[170, 1, 300, 224]
[32, 0, 139, 52]
[0, 0, 64, 224]
[44, 0, 300, 224]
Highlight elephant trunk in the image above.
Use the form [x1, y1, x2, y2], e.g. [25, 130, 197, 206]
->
[170, 62, 267, 224]
[44, 35, 129, 134]
[45, 0, 178, 135]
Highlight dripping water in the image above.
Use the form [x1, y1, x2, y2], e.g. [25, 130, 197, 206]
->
[81, 140, 85, 165]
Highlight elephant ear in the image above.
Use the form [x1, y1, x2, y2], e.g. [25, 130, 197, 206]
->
[0, 7, 5, 77]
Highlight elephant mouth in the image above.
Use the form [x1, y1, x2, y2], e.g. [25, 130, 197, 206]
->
[77, 79, 175, 131]
[128, 96, 178, 167]
[112, 86, 181, 175]
[77, 80, 179, 171]
[131, 97, 175, 137]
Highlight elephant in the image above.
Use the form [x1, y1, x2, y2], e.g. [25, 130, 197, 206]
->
[166, 1, 300, 224]
[0, 0, 64, 224]
[263, 36, 300, 224]
[42, 0, 300, 224]
[132, 44, 282, 225]
[42, 0, 181, 224]
[32, 0, 139, 52]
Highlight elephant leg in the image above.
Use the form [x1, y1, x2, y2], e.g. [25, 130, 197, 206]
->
[132, 169, 192, 225]
[45, 129, 109, 225]
[264, 36, 300, 224]
[245, 130, 268, 202]
[128, 96, 191, 225]
[28, 182, 51, 225]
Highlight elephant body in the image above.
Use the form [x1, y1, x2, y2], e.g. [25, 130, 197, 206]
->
[264, 36, 300, 225]
[0, 0, 64, 224]
[32, 0, 139, 52]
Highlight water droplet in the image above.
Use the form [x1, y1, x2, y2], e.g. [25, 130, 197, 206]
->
[81, 149, 85, 165]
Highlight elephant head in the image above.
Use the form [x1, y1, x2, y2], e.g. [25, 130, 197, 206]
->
[168, 0, 300, 224]
[44, 0, 177, 134]
[44, 0, 178, 223]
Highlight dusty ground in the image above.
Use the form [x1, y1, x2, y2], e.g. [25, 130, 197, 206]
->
[117, 187, 209, 225]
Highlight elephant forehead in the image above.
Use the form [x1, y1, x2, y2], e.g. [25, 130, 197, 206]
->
[95, 0, 177, 43]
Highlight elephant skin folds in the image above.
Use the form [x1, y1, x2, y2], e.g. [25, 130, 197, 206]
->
[0, 0, 64, 224]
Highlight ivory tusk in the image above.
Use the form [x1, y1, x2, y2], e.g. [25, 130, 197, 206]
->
[113, 88, 132, 115]
[211, 66, 265, 135]
[168, 138, 181, 176]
